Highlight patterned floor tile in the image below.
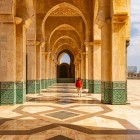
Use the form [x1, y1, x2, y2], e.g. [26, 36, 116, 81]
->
[45, 111, 80, 120]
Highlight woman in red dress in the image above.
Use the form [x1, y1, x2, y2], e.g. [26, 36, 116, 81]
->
[75, 78, 83, 97]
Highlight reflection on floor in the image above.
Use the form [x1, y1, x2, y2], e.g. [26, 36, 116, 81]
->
[0, 80, 140, 140]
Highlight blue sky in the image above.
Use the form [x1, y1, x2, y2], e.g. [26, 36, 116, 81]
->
[61, 1, 140, 72]
[128, 0, 140, 72]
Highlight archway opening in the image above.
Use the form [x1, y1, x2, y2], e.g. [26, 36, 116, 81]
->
[60, 53, 70, 65]
[57, 50, 75, 83]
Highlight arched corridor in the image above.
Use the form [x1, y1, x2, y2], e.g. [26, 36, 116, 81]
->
[0, 1, 130, 105]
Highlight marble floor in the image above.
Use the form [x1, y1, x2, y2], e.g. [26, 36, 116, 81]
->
[0, 80, 140, 140]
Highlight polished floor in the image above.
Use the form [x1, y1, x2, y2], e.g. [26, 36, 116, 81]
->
[0, 80, 140, 140]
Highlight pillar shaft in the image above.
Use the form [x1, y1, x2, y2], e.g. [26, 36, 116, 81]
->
[88, 43, 94, 93]
[36, 44, 41, 93]
[41, 54, 46, 89]
[16, 24, 26, 103]
[0, 23, 16, 104]
[101, 21, 112, 103]
[93, 41, 101, 94]
[27, 40, 36, 94]
[111, 18, 127, 104]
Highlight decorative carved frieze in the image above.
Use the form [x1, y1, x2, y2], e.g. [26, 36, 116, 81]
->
[26, 40, 36, 46]
[113, 14, 128, 23]
[15, 17, 22, 25]
[50, 6, 80, 17]
[0, 15, 14, 23]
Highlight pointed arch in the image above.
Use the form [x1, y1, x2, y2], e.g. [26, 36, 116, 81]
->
[52, 36, 78, 51]
[42, 2, 88, 40]
[48, 24, 82, 46]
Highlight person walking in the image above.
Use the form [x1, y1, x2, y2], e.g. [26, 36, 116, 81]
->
[75, 78, 83, 97]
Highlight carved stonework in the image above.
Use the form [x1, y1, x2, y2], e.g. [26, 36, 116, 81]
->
[58, 25, 73, 30]
[50, 6, 80, 16]
[113, 14, 128, 23]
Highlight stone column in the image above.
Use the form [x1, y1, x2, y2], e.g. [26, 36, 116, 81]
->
[83, 46, 89, 89]
[93, 40, 101, 94]
[111, 15, 128, 104]
[46, 53, 50, 88]
[41, 53, 46, 89]
[0, 19, 16, 104]
[26, 40, 37, 94]
[16, 19, 26, 103]
[45, 52, 50, 88]
[101, 19, 112, 103]
[48, 55, 52, 87]
[78, 59, 81, 78]
[87, 42, 94, 93]
[75, 62, 78, 79]
[36, 42, 41, 93]
[81, 54, 84, 80]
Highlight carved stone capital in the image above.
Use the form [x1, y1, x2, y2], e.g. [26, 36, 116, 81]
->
[15, 17, 22, 25]
[113, 14, 128, 23]
[25, 18, 32, 28]
[27, 40, 36, 46]
[36, 41, 41, 46]
[94, 40, 101, 45]
[84, 42, 94, 47]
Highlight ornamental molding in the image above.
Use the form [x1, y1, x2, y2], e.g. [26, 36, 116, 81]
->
[50, 6, 80, 17]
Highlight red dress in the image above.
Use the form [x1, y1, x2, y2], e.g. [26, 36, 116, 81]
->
[76, 80, 82, 88]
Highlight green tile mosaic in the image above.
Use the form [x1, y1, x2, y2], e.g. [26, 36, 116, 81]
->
[101, 81, 112, 104]
[16, 82, 26, 104]
[101, 81, 127, 105]
[111, 82, 126, 105]
[27, 80, 36, 94]
[94, 80, 101, 94]
[45, 79, 49, 89]
[36, 80, 41, 93]
[88, 80, 101, 94]
[82, 79, 88, 89]
[88, 80, 94, 93]
[0, 82, 16, 105]
[41, 79, 45, 89]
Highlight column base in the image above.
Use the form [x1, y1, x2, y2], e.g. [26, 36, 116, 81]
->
[0, 82, 16, 105]
[88, 80, 94, 93]
[36, 80, 41, 93]
[0, 81, 27, 105]
[94, 80, 101, 94]
[45, 79, 49, 89]
[16, 82, 26, 104]
[82, 79, 88, 89]
[101, 81, 127, 105]
[27, 80, 36, 94]
[111, 82, 126, 105]
[41, 79, 46, 89]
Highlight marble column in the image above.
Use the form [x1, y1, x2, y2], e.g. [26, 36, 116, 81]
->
[101, 20, 112, 104]
[87, 42, 94, 93]
[0, 21, 16, 104]
[83, 46, 89, 89]
[111, 15, 128, 105]
[16, 21, 26, 103]
[81, 54, 84, 80]
[93, 40, 101, 94]
[26, 40, 37, 94]
[36, 42, 41, 93]
[41, 53, 46, 89]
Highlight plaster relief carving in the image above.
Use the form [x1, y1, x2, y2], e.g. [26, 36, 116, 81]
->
[50, 6, 80, 16]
